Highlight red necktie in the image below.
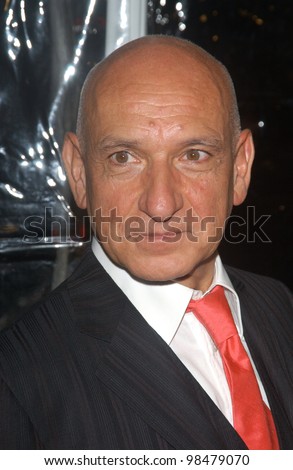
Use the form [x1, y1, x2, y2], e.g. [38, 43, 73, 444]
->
[186, 285, 279, 449]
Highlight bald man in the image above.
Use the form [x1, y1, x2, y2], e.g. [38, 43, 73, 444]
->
[0, 36, 292, 450]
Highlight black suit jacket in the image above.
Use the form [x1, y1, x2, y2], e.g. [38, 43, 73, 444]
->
[0, 248, 292, 449]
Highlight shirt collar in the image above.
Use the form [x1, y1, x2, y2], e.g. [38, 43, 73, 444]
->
[92, 238, 243, 344]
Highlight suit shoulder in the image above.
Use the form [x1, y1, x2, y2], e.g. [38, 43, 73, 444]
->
[0, 282, 73, 370]
[225, 265, 292, 311]
[0, 246, 93, 337]
[226, 265, 291, 292]
[0, 246, 109, 373]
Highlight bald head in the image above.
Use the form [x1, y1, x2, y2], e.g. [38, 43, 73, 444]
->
[76, 35, 241, 154]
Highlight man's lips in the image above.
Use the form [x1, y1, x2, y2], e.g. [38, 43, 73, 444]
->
[140, 230, 183, 240]
[147, 231, 180, 236]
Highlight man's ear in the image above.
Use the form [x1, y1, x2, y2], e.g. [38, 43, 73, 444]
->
[62, 132, 87, 209]
[233, 129, 255, 206]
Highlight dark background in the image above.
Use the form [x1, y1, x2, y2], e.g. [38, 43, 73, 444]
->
[0, 0, 292, 329]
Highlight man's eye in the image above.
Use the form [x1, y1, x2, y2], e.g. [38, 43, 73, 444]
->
[184, 149, 208, 161]
[109, 151, 134, 164]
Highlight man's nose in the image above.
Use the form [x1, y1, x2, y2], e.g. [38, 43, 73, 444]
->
[138, 162, 183, 221]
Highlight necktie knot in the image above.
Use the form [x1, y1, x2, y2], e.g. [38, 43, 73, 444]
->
[186, 285, 237, 347]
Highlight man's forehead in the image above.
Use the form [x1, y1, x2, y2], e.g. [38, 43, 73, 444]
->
[94, 82, 222, 123]
[91, 51, 222, 111]
[90, 82, 226, 148]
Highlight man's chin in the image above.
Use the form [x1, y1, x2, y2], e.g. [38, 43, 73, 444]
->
[119, 257, 199, 285]
[115, 249, 218, 289]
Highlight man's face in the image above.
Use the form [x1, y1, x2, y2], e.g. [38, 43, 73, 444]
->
[66, 50, 253, 290]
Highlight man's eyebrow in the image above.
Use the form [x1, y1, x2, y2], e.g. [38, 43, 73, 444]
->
[179, 138, 224, 150]
[94, 136, 139, 151]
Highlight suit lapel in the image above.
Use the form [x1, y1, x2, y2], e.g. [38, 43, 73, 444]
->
[69, 249, 247, 449]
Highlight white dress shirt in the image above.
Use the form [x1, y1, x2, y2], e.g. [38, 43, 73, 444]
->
[92, 237, 269, 425]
